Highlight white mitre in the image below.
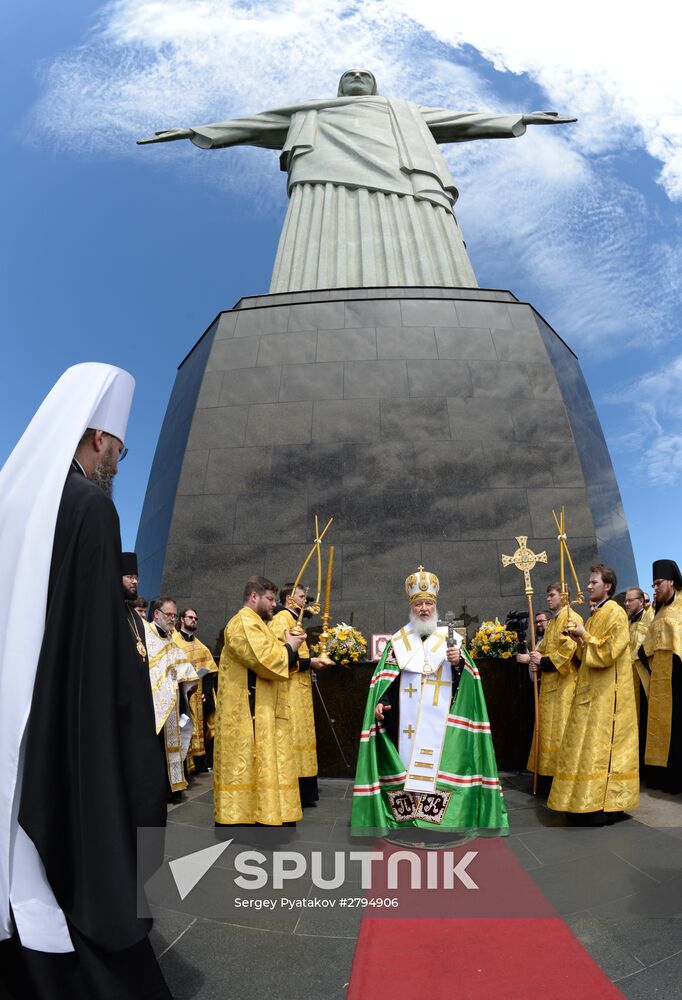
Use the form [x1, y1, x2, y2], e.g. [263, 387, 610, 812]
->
[390, 566, 461, 674]
[0, 363, 135, 952]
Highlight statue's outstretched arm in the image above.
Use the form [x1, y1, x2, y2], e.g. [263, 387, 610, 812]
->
[137, 113, 291, 150]
[137, 128, 192, 145]
[521, 111, 577, 125]
[424, 108, 576, 144]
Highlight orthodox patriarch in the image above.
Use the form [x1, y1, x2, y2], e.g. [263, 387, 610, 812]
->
[352, 566, 507, 835]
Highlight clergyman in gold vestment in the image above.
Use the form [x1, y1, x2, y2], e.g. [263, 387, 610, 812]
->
[173, 608, 218, 774]
[270, 583, 328, 807]
[640, 559, 682, 793]
[525, 583, 582, 777]
[214, 577, 305, 825]
[625, 587, 653, 723]
[548, 565, 639, 820]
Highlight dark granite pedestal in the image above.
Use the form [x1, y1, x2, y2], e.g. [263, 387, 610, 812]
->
[312, 658, 535, 777]
[136, 286, 637, 651]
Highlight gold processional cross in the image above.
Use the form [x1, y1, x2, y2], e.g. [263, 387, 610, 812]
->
[500, 534, 547, 797]
[501, 536, 547, 594]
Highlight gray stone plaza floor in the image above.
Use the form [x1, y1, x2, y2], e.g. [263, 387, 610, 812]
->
[150, 773, 682, 999]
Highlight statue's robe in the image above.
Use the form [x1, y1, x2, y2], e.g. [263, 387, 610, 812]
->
[172, 629, 218, 774]
[641, 593, 682, 793]
[526, 607, 582, 776]
[270, 608, 319, 805]
[214, 607, 302, 825]
[144, 623, 198, 793]
[629, 605, 654, 722]
[351, 626, 508, 835]
[548, 601, 639, 815]
[182, 95, 527, 291]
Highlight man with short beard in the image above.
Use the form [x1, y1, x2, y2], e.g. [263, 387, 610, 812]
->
[549, 564, 639, 824]
[173, 608, 218, 775]
[625, 587, 653, 724]
[534, 611, 549, 643]
[147, 599, 198, 799]
[351, 566, 507, 835]
[517, 582, 582, 790]
[0, 364, 171, 999]
[214, 576, 305, 826]
[270, 583, 329, 807]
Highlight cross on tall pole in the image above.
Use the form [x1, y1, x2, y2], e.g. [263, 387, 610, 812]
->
[501, 536, 547, 796]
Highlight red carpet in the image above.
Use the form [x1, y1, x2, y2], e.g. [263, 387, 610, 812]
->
[347, 840, 624, 999]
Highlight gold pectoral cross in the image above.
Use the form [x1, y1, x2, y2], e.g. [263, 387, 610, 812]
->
[402, 724, 416, 739]
[424, 665, 449, 706]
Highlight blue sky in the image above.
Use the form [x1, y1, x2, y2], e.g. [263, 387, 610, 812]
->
[2, 0, 680, 593]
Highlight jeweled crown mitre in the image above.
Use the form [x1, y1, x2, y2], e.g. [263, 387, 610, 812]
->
[405, 565, 439, 603]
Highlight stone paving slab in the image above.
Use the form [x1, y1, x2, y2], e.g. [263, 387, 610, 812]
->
[150, 773, 682, 999]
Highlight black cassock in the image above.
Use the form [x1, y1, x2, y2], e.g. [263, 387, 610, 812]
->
[2, 465, 171, 1000]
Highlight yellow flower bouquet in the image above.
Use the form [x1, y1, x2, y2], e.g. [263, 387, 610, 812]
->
[469, 619, 519, 659]
[312, 622, 367, 666]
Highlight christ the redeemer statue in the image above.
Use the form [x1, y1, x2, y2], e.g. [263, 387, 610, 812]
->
[139, 69, 575, 292]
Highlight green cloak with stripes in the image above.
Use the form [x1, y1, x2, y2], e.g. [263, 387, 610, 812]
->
[351, 641, 509, 835]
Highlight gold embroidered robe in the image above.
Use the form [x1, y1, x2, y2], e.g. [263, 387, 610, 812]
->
[172, 630, 218, 771]
[548, 601, 639, 814]
[642, 594, 682, 767]
[214, 607, 302, 825]
[526, 606, 582, 775]
[144, 622, 199, 792]
[629, 605, 654, 721]
[270, 609, 318, 778]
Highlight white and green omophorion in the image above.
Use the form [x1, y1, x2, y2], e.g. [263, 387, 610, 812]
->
[351, 640, 509, 836]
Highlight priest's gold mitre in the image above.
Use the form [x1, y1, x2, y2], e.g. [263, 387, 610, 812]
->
[405, 565, 439, 602]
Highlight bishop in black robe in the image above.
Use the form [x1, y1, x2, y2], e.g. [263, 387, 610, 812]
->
[4, 463, 171, 999]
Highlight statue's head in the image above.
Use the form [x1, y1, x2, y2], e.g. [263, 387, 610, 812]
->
[337, 70, 377, 97]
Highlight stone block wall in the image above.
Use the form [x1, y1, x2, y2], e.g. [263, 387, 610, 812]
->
[136, 288, 637, 651]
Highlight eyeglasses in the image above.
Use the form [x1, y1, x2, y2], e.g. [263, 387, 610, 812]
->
[103, 432, 128, 462]
[160, 610, 177, 620]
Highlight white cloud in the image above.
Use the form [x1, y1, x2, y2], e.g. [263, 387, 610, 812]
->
[608, 355, 682, 485]
[25, 0, 682, 354]
[645, 434, 682, 485]
[396, 0, 682, 198]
